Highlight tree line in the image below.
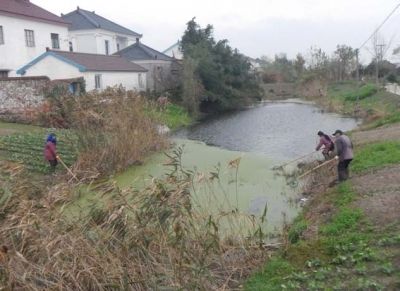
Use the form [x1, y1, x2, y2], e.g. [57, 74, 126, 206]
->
[173, 20, 400, 114]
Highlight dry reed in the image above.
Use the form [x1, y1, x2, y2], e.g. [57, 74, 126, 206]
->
[0, 149, 267, 290]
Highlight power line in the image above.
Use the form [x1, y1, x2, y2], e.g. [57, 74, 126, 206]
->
[359, 1, 400, 50]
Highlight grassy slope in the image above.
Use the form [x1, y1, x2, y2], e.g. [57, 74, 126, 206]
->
[146, 103, 192, 130]
[315, 81, 400, 128]
[246, 82, 400, 290]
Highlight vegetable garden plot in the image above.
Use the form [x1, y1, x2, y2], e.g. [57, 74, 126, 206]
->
[0, 130, 78, 173]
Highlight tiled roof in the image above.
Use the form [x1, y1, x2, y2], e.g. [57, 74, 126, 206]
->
[0, 0, 68, 25]
[17, 50, 147, 74]
[115, 42, 173, 61]
[62, 8, 141, 37]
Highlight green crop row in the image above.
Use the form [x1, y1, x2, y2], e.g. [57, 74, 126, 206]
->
[0, 130, 79, 173]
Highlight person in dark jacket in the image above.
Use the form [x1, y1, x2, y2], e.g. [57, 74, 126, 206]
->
[44, 133, 58, 171]
[333, 129, 354, 182]
[316, 131, 335, 160]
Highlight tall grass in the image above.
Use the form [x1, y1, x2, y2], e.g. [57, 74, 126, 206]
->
[0, 146, 267, 290]
[48, 88, 168, 178]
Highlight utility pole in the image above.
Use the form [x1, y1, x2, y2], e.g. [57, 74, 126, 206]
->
[355, 49, 360, 82]
[376, 44, 385, 85]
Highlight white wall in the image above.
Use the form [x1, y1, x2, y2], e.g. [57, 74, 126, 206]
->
[20, 54, 146, 91]
[21, 54, 83, 79]
[0, 14, 69, 76]
[68, 29, 138, 55]
[72, 33, 97, 53]
[164, 43, 183, 60]
[84, 71, 146, 91]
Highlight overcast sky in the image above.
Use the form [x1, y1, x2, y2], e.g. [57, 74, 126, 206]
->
[34, 0, 400, 62]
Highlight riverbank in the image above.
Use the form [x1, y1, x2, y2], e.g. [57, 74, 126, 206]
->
[245, 81, 400, 289]
[304, 81, 400, 127]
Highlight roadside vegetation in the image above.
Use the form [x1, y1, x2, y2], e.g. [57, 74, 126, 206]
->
[351, 140, 400, 173]
[246, 156, 400, 290]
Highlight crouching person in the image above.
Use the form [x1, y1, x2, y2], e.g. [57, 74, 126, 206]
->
[333, 130, 353, 182]
[316, 131, 335, 160]
[44, 133, 58, 172]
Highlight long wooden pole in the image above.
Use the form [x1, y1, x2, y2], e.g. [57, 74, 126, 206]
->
[298, 158, 337, 179]
[57, 155, 79, 182]
[276, 151, 317, 169]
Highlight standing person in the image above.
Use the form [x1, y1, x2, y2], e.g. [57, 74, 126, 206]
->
[316, 131, 335, 160]
[333, 130, 354, 182]
[44, 133, 58, 172]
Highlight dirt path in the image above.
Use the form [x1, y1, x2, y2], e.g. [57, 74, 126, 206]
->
[352, 164, 400, 228]
[351, 124, 400, 229]
[353, 123, 400, 146]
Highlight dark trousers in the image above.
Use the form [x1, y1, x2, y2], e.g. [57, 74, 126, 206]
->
[338, 159, 352, 181]
[48, 159, 58, 172]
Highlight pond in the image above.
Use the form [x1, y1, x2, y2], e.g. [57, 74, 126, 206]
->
[114, 100, 359, 234]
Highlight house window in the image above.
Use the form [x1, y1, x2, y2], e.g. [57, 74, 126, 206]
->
[138, 73, 144, 88]
[69, 41, 73, 52]
[68, 82, 79, 95]
[105, 40, 109, 55]
[95, 74, 102, 90]
[0, 26, 4, 45]
[51, 33, 59, 49]
[117, 43, 120, 52]
[25, 29, 35, 47]
[0, 70, 9, 78]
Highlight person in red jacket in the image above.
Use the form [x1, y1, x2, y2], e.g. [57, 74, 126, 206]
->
[44, 133, 58, 171]
[316, 131, 335, 160]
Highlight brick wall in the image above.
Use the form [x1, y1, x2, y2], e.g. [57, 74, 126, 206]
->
[0, 76, 83, 123]
[0, 76, 49, 122]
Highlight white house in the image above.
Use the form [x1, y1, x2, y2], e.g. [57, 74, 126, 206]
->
[0, 0, 70, 77]
[163, 41, 183, 60]
[116, 40, 182, 92]
[17, 49, 147, 91]
[61, 7, 142, 55]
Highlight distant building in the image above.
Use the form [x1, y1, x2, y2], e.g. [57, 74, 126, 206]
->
[17, 49, 147, 91]
[0, 0, 69, 77]
[163, 41, 183, 60]
[61, 7, 142, 55]
[115, 40, 181, 92]
[248, 57, 262, 72]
